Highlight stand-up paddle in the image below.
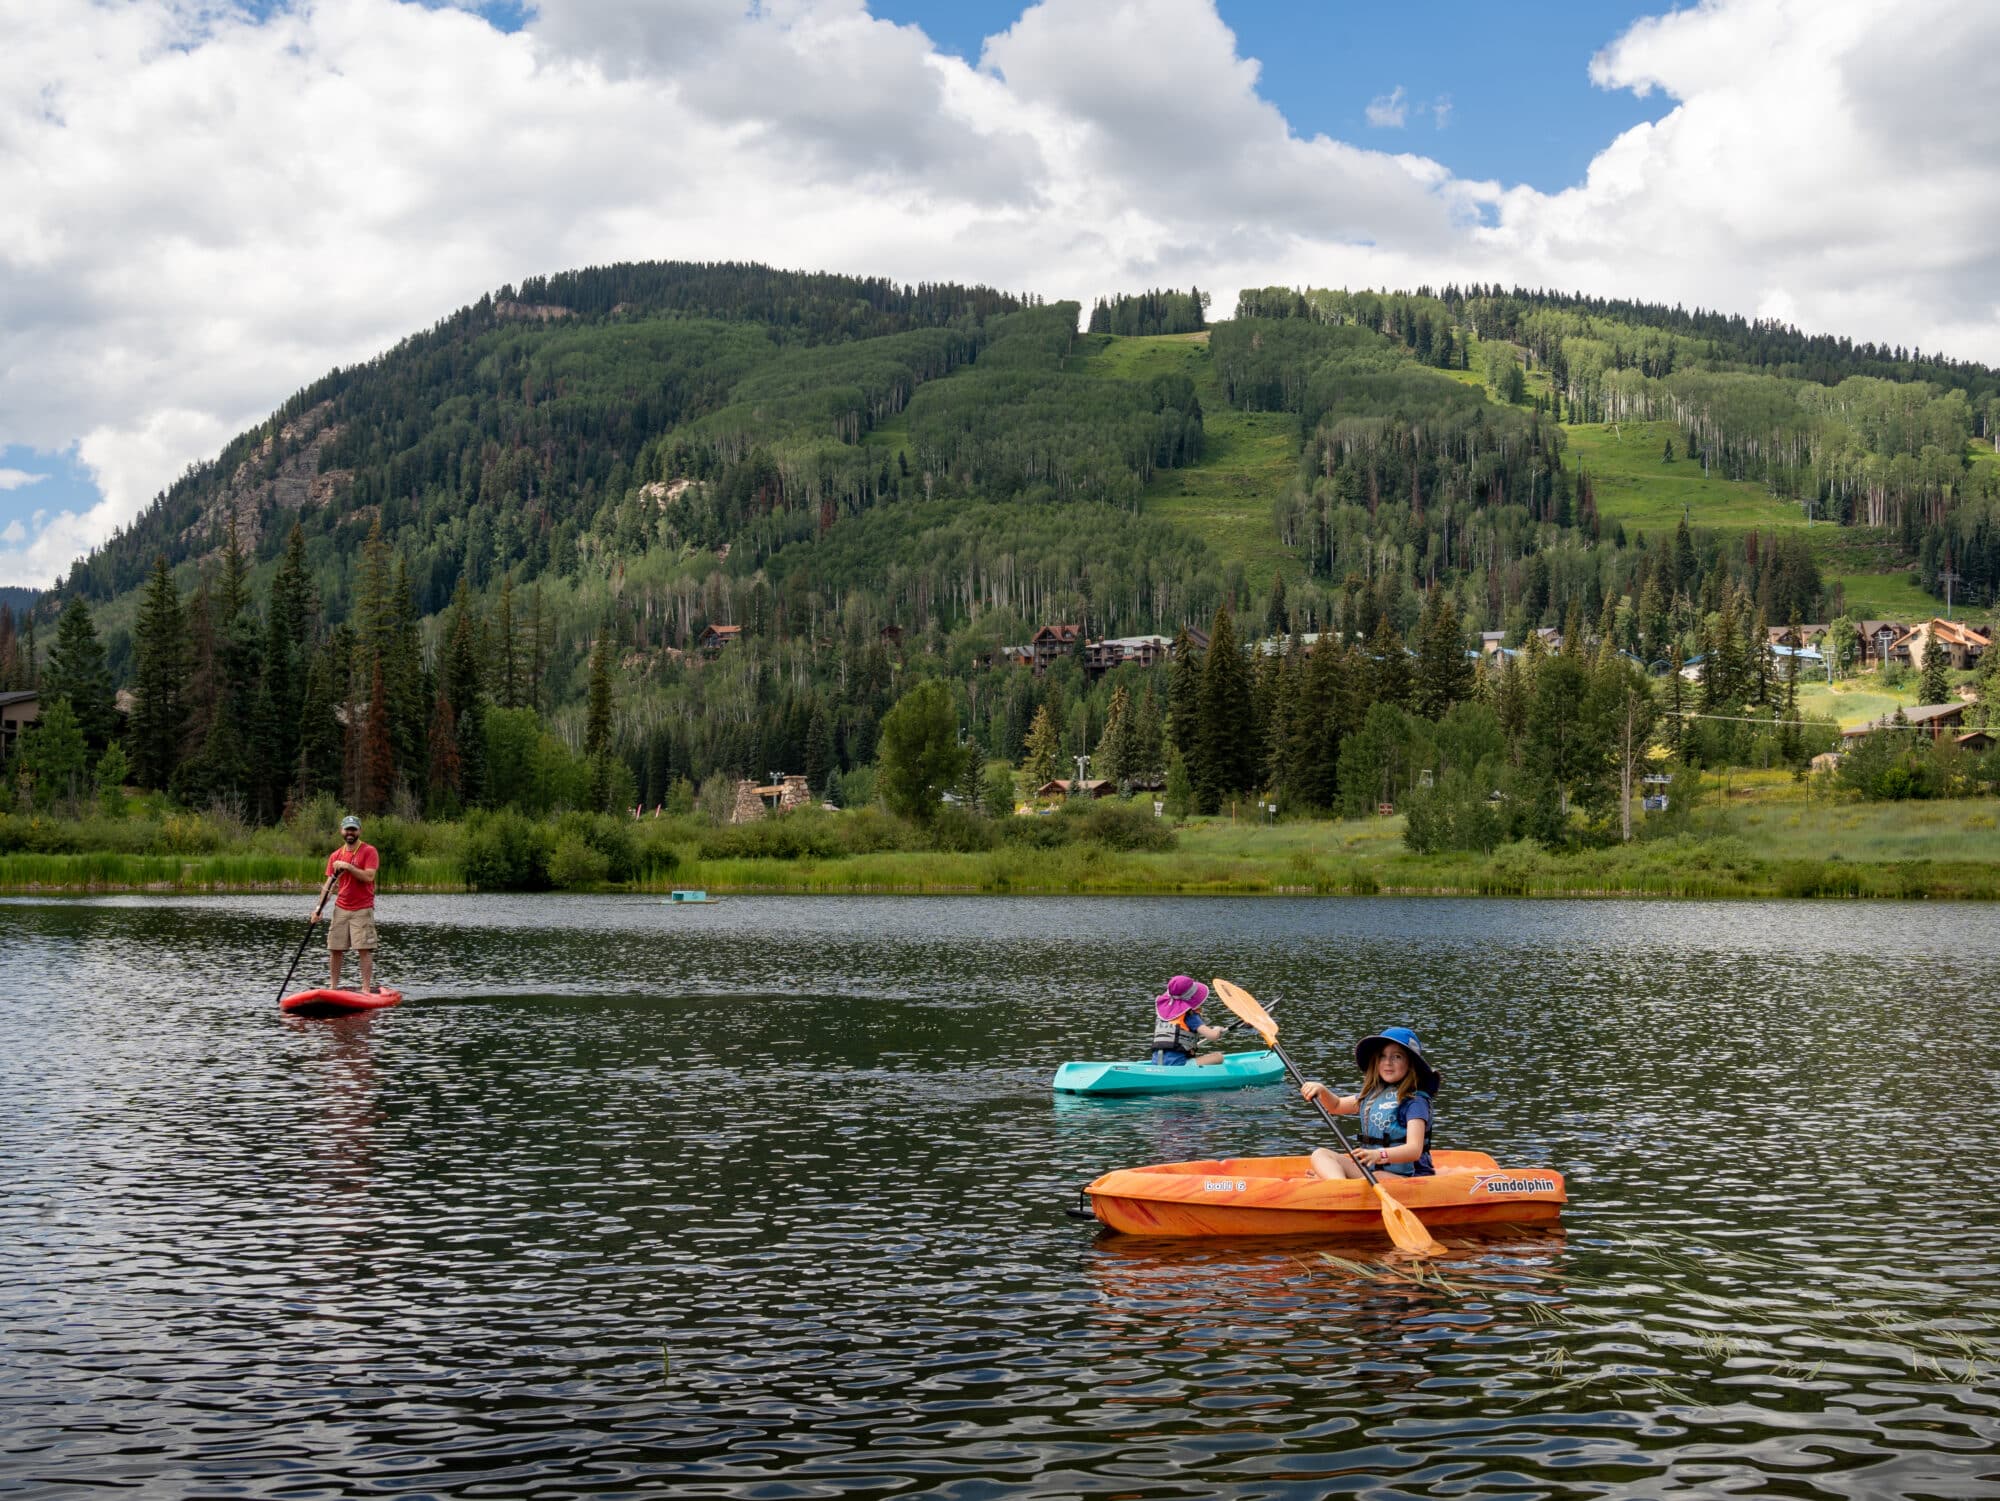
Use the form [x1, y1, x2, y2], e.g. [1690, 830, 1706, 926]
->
[1211, 978, 1444, 1256]
[275, 873, 337, 1008]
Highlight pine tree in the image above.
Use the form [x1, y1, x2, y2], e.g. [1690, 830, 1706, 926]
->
[355, 515, 396, 674]
[1704, 591, 1744, 710]
[1366, 613, 1411, 709]
[1194, 602, 1254, 811]
[585, 626, 614, 760]
[1022, 704, 1061, 787]
[179, 581, 218, 783]
[256, 524, 315, 819]
[1490, 650, 1528, 762]
[1637, 571, 1670, 665]
[952, 744, 984, 813]
[41, 596, 115, 755]
[1919, 626, 1951, 704]
[528, 581, 550, 713]
[1672, 515, 1697, 599]
[1265, 573, 1289, 638]
[1287, 633, 1341, 807]
[1664, 645, 1688, 760]
[1129, 681, 1164, 778]
[129, 556, 187, 790]
[1261, 643, 1296, 797]
[20, 696, 89, 810]
[218, 514, 251, 624]
[1749, 607, 1772, 706]
[387, 554, 426, 799]
[444, 579, 486, 806]
[1411, 593, 1472, 720]
[1095, 683, 1133, 785]
[494, 574, 522, 710]
[297, 637, 346, 802]
[1167, 626, 1201, 756]
[804, 701, 836, 792]
[425, 689, 462, 812]
[360, 658, 395, 814]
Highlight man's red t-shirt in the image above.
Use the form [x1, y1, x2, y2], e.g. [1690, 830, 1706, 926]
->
[326, 842, 380, 910]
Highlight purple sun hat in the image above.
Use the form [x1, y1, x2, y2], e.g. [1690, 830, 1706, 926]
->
[1155, 974, 1210, 1021]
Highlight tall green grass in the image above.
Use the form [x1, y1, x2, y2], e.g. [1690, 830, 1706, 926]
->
[8, 799, 2000, 901]
[0, 852, 463, 891]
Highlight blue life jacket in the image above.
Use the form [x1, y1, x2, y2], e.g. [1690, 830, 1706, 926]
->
[1358, 1087, 1434, 1173]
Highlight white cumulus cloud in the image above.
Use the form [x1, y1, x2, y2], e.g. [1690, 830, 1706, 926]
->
[0, 0, 1995, 588]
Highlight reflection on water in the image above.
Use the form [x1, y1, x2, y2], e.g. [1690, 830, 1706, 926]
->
[1, 893, 1995, 1498]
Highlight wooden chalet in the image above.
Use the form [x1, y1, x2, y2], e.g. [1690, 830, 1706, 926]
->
[1892, 618, 1991, 673]
[1765, 623, 1829, 648]
[1857, 621, 1909, 670]
[1085, 635, 1173, 675]
[698, 623, 743, 653]
[1030, 623, 1084, 673]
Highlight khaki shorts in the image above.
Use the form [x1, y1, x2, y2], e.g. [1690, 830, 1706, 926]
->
[326, 906, 378, 952]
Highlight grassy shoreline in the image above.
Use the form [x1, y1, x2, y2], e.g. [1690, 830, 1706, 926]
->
[8, 790, 2000, 900]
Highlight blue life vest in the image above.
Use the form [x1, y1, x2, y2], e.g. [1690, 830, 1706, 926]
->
[1358, 1087, 1434, 1174]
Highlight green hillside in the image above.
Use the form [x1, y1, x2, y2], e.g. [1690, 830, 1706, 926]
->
[5, 266, 1999, 838]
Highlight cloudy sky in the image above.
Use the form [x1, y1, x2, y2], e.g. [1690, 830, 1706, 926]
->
[2, 0, 1996, 588]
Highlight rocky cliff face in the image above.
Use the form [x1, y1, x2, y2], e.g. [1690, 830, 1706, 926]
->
[180, 402, 350, 556]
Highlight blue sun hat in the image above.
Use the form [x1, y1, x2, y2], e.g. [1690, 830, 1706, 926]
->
[1155, 974, 1210, 1021]
[1355, 1026, 1442, 1095]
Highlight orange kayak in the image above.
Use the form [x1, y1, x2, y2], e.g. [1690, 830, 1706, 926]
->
[1081, 1150, 1564, 1238]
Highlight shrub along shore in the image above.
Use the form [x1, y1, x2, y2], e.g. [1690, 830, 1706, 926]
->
[5, 782, 1999, 901]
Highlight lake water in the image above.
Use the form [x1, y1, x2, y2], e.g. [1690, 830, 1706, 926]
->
[2, 894, 1995, 1499]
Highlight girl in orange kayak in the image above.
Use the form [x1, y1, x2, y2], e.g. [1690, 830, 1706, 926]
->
[1299, 1027, 1441, 1180]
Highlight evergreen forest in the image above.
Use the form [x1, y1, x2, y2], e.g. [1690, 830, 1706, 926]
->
[5, 260, 1999, 866]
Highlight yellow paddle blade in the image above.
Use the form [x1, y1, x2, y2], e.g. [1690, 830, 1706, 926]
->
[1372, 1180, 1445, 1257]
[1211, 979, 1277, 1048]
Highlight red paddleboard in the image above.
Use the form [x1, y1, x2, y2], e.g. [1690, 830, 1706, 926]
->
[280, 988, 403, 1018]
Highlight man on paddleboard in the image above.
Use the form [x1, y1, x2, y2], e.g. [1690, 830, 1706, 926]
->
[311, 814, 381, 994]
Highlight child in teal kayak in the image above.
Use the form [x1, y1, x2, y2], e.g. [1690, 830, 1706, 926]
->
[1300, 1027, 1441, 1179]
[1150, 975, 1228, 1066]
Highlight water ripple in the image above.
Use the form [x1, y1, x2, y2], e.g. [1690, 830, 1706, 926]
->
[1, 894, 1995, 1498]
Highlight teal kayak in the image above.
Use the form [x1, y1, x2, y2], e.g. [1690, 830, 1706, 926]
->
[1051, 1050, 1286, 1095]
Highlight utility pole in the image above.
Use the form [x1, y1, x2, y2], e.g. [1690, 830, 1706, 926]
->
[1939, 562, 1962, 620]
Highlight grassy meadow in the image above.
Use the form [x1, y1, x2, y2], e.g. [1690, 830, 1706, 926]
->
[1080, 331, 1302, 596]
[8, 777, 2000, 901]
[1564, 420, 1810, 538]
